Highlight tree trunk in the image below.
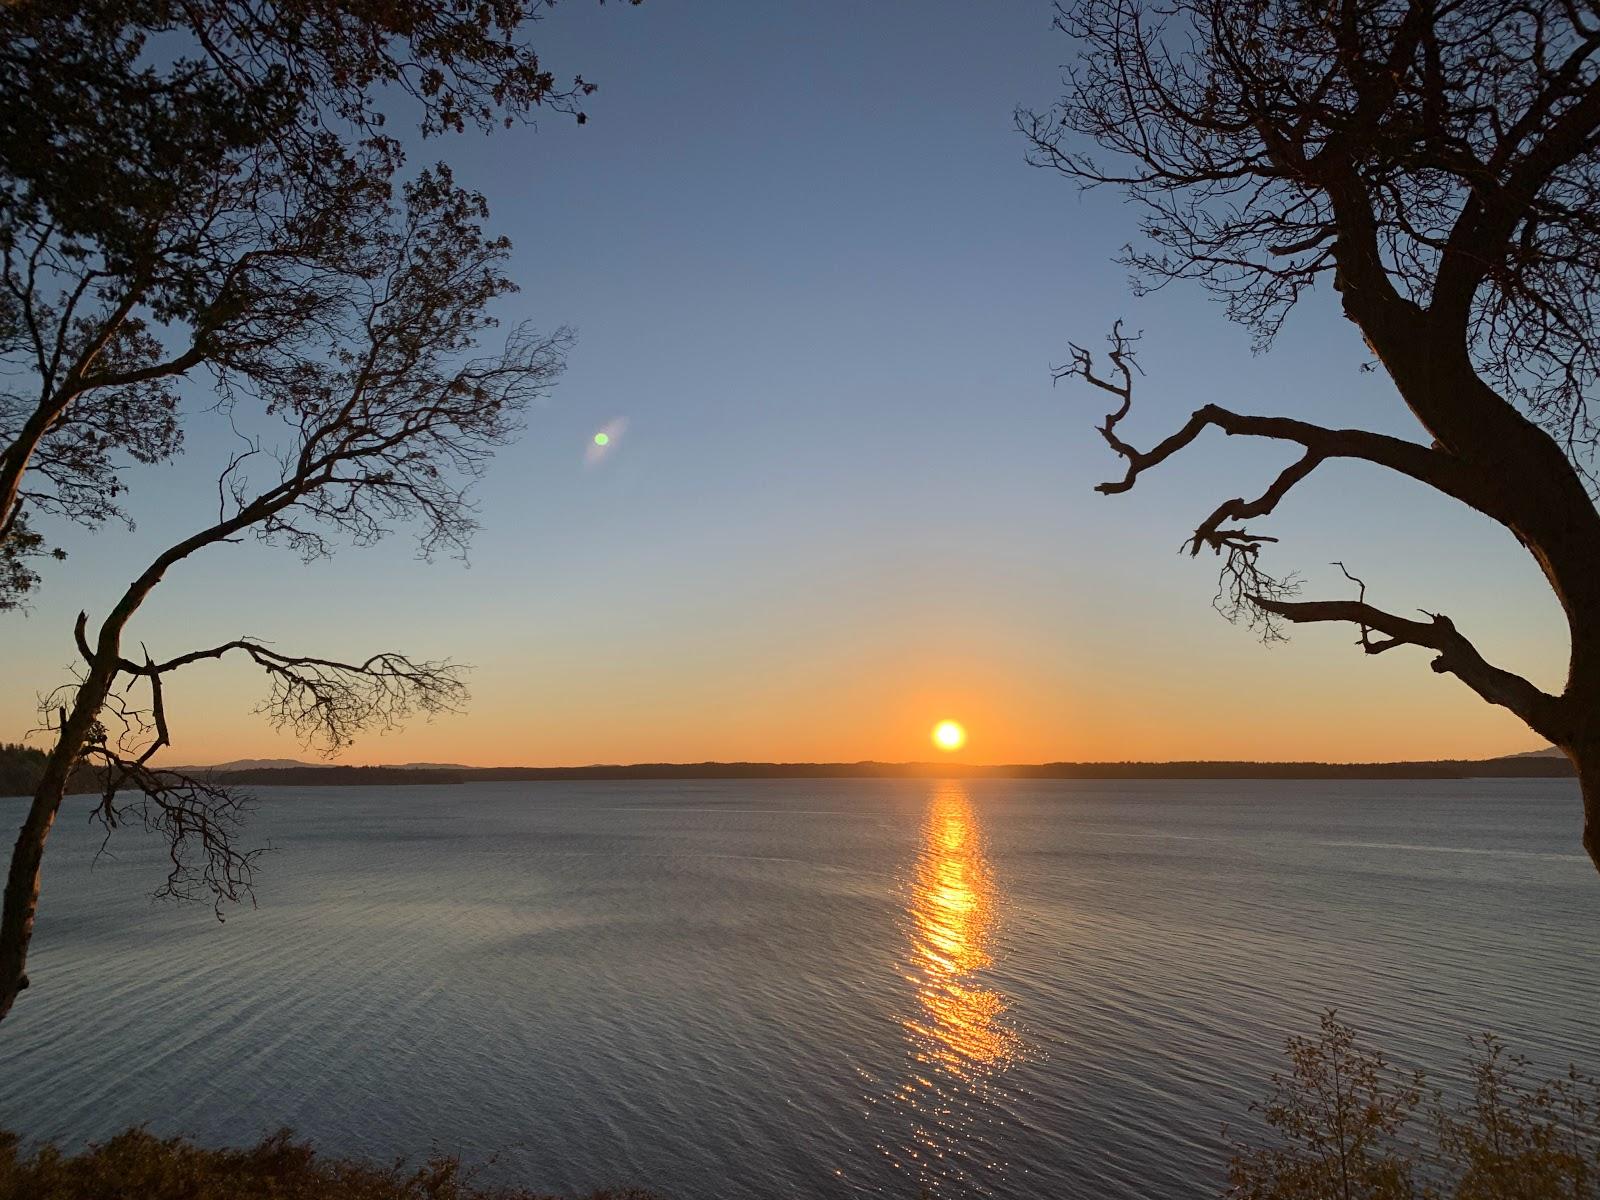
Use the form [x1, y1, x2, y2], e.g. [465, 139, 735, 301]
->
[1573, 741, 1600, 877]
[2, 537, 217, 1024]
[0, 671, 111, 1023]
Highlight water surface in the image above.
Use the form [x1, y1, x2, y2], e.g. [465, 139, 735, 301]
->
[2, 778, 1594, 1198]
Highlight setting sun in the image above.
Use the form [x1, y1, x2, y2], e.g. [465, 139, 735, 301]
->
[932, 720, 967, 752]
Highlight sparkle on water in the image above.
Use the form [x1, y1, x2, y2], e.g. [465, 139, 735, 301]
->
[2, 779, 1595, 1200]
[904, 785, 1017, 1074]
[885, 783, 1021, 1194]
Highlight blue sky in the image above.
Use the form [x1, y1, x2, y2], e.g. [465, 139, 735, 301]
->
[2, 1, 1564, 764]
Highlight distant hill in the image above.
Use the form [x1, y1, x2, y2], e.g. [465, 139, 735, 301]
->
[168, 758, 320, 772]
[0, 743, 48, 797]
[198, 764, 465, 787]
[167, 758, 468, 773]
[1504, 746, 1566, 758]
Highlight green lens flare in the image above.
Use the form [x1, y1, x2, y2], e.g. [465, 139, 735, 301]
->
[593, 432, 610, 446]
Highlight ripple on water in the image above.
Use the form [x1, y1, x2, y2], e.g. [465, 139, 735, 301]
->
[0, 777, 1595, 1200]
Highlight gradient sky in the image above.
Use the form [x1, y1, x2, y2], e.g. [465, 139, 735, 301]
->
[1, 1, 1568, 765]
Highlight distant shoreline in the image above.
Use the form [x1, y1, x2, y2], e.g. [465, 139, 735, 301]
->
[160, 756, 1578, 788]
[2, 753, 1574, 799]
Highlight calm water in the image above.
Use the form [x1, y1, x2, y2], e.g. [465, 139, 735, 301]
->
[2, 778, 1596, 1198]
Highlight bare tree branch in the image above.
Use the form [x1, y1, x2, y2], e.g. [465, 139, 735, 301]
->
[83, 749, 262, 915]
[2, 153, 568, 1021]
[1253, 590, 1567, 743]
[1030, 0, 1600, 869]
[117, 640, 467, 754]
[1056, 325, 1522, 641]
[1057, 325, 1495, 513]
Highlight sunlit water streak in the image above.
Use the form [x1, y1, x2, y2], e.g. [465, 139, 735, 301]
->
[880, 784, 1024, 1196]
[1, 778, 1596, 1199]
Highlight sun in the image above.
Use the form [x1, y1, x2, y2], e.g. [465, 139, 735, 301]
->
[932, 719, 967, 752]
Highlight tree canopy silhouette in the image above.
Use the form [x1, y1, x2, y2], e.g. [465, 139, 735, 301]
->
[0, 0, 630, 607]
[1022, 0, 1600, 870]
[0, 0, 617, 1022]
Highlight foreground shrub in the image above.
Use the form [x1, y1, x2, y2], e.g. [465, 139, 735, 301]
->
[0, 1127, 660, 1200]
[1229, 1012, 1600, 1199]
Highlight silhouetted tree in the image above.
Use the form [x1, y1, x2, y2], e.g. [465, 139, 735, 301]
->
[0, 0, 629, 608]
[0, 165, 570, 1021]
[0, 0, 610, 1020]
[1022, 0, 1600, 870]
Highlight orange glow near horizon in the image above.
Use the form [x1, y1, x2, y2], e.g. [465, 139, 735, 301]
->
[127, 662, 1556, 769]
[103, 614, 1560, 770]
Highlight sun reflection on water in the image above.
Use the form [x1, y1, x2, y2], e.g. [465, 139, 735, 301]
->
[882, 782, 1022, 1194]
[905, 783, 1019, 1075]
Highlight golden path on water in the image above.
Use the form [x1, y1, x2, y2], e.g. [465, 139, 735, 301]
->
[903, 783, 1019, 1075]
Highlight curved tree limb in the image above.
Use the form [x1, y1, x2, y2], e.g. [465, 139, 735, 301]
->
[0, 166, 565, 1023]
[1056, 326, 1498, 516]
[1031, 0, 1600, 870]
[1253, 589, 1568, 743]
[1190, 451, 1322, 558]
[1058, 325, 1572, 732]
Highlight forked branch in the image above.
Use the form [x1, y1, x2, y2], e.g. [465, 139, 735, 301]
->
[1058, 325, 1498, 639]
[115, 639, 468, 754]
[1055, 320, 1145, 476]
[48, 630, 459, 912]
[31, 675, 262, 916]
[1057, 327, 1564, 734]
[1057, 326, 1493, 514]
[80, 747, 261, 914]
[1253, 579, 1567, 742]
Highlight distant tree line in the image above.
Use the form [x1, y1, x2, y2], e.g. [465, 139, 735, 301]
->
[2, 753, 1573, 796]
[0, 744, 100, 800]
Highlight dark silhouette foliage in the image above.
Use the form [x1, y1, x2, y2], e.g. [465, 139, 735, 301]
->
[1024, 0, 1600, 870]
[0, 0, 636, 607]
[0, 0, 612, 1021]
[0, 745, 101, 800]
[0, 1127, 661, 1200]
[0, 747, 45, 802]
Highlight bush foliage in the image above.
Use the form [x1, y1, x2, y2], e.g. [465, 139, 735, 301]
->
[1230, 1012, 1600, 1199]
[0, 1128, 659, 1200]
